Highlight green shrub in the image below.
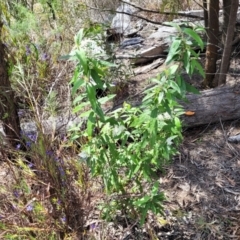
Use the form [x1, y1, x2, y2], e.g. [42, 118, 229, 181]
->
[68, 24, 205, 225]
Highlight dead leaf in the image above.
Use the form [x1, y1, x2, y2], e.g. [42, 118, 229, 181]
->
[185, 111, 195, 116]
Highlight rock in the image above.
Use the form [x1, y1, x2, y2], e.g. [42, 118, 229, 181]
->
[123, 20, 144, 37]
[133, 45, 165, 65]
[148, 26, 178, 44]
[116, 43, 166, 65]
[228, 135, 240, 143]
[111, 1, 136, 34]
[120, 43, 143, 50]
[80, 39, 107, 58]
[138, 22, 159, 39]
[120, 37, 144, 49]
[133, 58, 165, 74]
[178, 10, 205, 18]
[116, 35, 168, 65]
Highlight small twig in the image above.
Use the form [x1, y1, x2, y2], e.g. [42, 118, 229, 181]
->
[219, 117, 228, 141]
[86, 3, 204, 27]
[185, 120, 212, 137]
[86, 4, 165, 25]
[116, 53, 206, 60]
[4, 198, 36, 221]
[120, 0, 204, 20]
[116, 54, 168, 60]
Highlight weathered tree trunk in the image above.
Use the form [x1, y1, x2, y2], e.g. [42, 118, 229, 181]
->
[204, 0, 219, 88]
[0, 22, 21, 147]
[181, 84, 240, 127]
[14, 84, 240, 131]
[217, 0, 238, 85]
[203, 0, 208, 35]
[0, 83, 239, 136]
[221, 0, 231, 44]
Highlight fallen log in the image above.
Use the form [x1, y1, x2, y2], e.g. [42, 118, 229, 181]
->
[181, 84, 240, 127]
[111, 82, 240, 128]
[1, 83, 239, 145]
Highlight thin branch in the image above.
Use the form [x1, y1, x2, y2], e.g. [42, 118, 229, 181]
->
[86, 4, 165, 25]
[86, 2, 204, 27]
[116, 54, 168, 60]
[116, 52, 206, 60]
[120, 0, 204, 19]
[191, 0, 204, 9]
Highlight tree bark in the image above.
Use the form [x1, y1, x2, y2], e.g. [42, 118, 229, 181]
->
[221, 0, 231, 44]
[0, 22, 21, 147]
[181, 84, 240, 127]
[203, 0, 208, 35]
[204, 0, 219, 88]
[7, 84, 240, 132]
[217, 0, 238, 85]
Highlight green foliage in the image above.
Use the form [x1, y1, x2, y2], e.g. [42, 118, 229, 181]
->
[69, 25, 205, 224]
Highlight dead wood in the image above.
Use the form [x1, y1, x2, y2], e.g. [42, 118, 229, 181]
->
[181, 84, 240, 127]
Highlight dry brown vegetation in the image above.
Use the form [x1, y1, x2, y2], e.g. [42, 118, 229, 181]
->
[1, 0, 240, 239]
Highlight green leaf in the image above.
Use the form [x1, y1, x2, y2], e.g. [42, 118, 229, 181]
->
[169, 80, 181, 94]
[76, 50, 88, 74]
[176, 75, 186, 92]
[80, 109, 93, 117]
[194, 26, 205, 33]
[148, 119, 157, 145]
[86, 84, 97, 110]
[75, 28, 84, 46]
[73, 102, 90, 113]
[191, 59, 205, 77]
[73, 94, 86, 105]
[95, 105, 105, 121]
[151, 182, 159, 194]
[150, 108, 158, 118]
[87, 112, 95, 137]
[185, 82, 200, 94]
[189, 49, 199, 58]
[30, 43, 39, 61]
[140, 206, 148, 226]
[183, 28, 204, 50]
[168, 64, 179, 75]
[133, 163, 142, 176]
[98, 94, 116, 104]
[135, 195, 151, 206]
[105, 117, 118, 125]
[90, 69, 104, 88]
[158, 91, 164, 103]
[174, 117, 182, 128]
[166, 39, 182, 64]
[72, 77, 84, 95]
